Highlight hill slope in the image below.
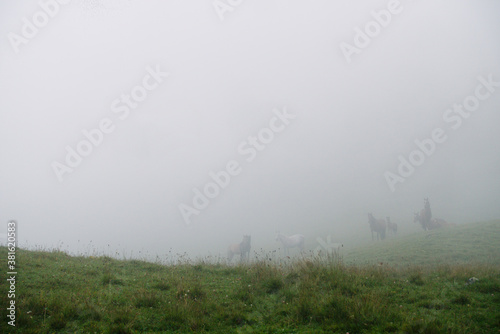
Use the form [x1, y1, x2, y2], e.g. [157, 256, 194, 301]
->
[343, 220, 500, 266]
[0, 221, 499, 333]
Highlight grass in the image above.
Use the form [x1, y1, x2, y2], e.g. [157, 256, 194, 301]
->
[343, 220, 500, 266]
[0, 221, 499, 333]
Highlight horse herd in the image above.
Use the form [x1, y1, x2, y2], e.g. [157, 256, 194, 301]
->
[413, 197, 455, 230]
[367, 213, 397, 241]
[369, 197, 455, 241]
[227, 198, 454, 262]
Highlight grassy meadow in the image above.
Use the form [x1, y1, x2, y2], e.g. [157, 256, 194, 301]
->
[1, 221, 499, 333]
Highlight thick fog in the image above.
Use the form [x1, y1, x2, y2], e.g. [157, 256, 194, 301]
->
[1, 0, 499, 260]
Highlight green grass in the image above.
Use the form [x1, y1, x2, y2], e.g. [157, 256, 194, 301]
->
[1, 221, 499, 333]
[343, 220, 500, 266]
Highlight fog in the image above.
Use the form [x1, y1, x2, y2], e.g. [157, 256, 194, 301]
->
[1, 0, 499, 261]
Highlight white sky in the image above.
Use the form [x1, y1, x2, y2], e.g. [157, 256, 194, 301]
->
[1, 0, 499, 259]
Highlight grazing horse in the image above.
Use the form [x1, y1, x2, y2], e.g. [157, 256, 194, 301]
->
[386, 217, 398, 236]
[415, 213, 454, 230]
[368, 213, 386, 240]
[428, 218, 455, 229]
[276, 233, 305, 255]
[227, 235, 251, 262]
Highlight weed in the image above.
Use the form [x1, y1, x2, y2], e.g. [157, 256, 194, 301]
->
[153, 281, 170, 291]
[409, 272, 425, 286]
[1, 220, 499, 333]
[263, 277, 283, 294]
[101, 273, 124, 286]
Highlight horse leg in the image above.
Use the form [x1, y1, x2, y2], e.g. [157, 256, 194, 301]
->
[241, 250, 248, 263]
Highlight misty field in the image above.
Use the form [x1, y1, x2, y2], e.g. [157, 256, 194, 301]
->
[1, 221, 499, 333]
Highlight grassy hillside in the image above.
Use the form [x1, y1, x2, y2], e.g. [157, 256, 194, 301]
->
[344, 220, 500, 266]
[1, 221, 499, 333]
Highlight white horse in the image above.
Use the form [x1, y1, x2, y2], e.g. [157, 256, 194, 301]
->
[276, 233, 305, 255]
[227, 235, 251, 263]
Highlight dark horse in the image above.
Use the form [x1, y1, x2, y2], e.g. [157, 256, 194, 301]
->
[227, 235, 251, 262]
[386, 216, 398, 236]
[423, 197, 432, 226]
[413, 212, 427, 230]
[414, 198, 432, 230]
[414, 198, 454, 230]
[368, 213, 386, 240]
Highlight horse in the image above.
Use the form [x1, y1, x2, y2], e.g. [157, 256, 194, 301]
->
[423, 198, 432, 223]
[276, 233, 305, 255]
[415, 213, 454, 230]
[414, 212, 428, 230]
[428, 218, 455, 229]
[227, 235, 251, 262]
[386, 216, 397, 236]
[415, 209, 429, 230]
[414, 198, 432, 230]
[368, 213, 386, 240]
